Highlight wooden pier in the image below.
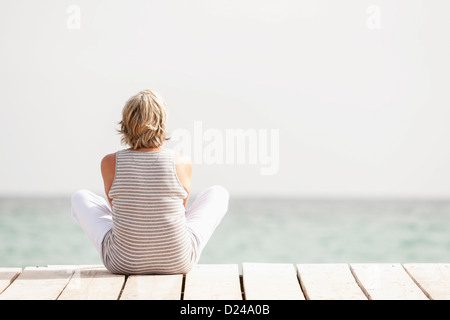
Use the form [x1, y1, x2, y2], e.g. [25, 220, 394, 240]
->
[0, 263, 449, 300]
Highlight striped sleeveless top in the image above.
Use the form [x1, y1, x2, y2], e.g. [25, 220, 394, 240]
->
[101, 148, 198, 274]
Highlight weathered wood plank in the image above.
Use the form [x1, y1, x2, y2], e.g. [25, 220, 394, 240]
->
[184, 264, 242, 300]
[120, 274, 183, 300]
[242, 263, 304, 300]
[0, 268, 22, 295]
[0, 266, 75, 300]
[350, 263, 428, 300]
[297, 264, 367, 300]
[58, 265, 125, 300]
[403, 263, 450, 300]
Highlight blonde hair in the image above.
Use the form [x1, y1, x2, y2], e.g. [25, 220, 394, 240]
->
[118, 89, 170, 149]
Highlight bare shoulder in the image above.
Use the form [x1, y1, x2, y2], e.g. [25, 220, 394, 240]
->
[101, 152, 116, 173]
[174, 151, 192, 183]
[100, 152, 116, 206]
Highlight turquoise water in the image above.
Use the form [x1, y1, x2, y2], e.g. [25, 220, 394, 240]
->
[1, 196, 450, 269]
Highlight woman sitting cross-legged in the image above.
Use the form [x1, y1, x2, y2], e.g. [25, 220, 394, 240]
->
[71, 89, 229, 275]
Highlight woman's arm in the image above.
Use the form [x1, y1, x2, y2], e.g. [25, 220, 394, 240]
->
[175, 152, 192, 207]
[101, 152, 116, 208]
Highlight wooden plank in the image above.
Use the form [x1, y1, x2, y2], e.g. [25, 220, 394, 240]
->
[0, 268, 22, 295]
[403, 263, 450, 300]
[297, 264, 367, 300]
[58, 265, 125, 300]
[120, 274, 183, 300]
[350, 263, 428, 300]
[242, 263, 304, 300]
[0, 266, 75, 300]
[183, 264, 241, 300]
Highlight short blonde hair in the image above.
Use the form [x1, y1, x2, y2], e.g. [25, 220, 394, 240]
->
[118, 89, 170, 149]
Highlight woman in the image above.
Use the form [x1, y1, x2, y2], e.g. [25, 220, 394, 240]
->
[71, 89, 229, 274]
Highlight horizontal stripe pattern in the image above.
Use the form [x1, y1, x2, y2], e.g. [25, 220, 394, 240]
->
[102, 148, 198, 275]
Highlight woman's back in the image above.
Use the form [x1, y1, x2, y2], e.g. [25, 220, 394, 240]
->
[101, 148, 198, 274]
[71, 89, 228, 276]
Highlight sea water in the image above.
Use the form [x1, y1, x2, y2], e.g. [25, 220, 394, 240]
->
[1, 196, 450, 269]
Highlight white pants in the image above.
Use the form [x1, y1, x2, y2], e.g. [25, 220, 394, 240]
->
[71, 185, 229, 263]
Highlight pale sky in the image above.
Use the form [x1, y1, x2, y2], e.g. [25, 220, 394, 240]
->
[1, 0, 449, 198]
